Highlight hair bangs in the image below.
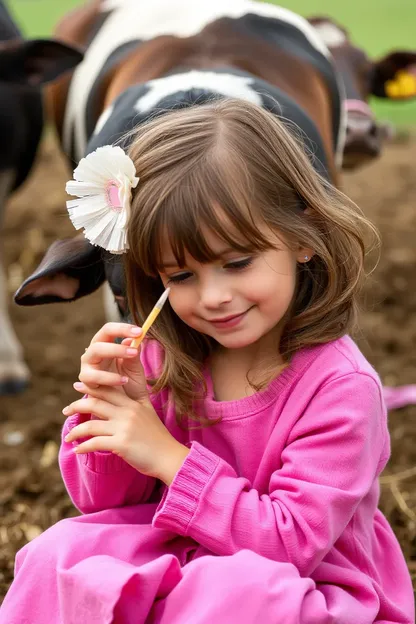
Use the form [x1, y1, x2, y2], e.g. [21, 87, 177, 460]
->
[143, 160, 274, 275]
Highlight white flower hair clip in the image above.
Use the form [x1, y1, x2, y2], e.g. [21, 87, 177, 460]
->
[65, 145, 139, 254]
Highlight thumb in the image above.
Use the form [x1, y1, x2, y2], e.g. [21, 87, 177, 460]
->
[120, 339, 149, 401]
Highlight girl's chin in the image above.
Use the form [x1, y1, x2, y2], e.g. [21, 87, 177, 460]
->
[213, 332, 262, 350]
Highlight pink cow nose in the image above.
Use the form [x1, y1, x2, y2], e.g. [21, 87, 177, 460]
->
[342, 99, 382, 169]
[347, 112, 377, 136]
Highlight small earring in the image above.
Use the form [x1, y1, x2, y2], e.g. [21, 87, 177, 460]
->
[303, 255, 309, 262]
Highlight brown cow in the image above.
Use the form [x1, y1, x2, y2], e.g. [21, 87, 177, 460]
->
[309, 17, 416, 168]
[14, 0, 416, 349]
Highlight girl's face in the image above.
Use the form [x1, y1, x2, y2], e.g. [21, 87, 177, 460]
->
[158, 222, 312, 352]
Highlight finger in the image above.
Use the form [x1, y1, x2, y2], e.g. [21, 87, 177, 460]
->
[67, 384, 129, 408]
[73, 381, 127, 399]
[119, 351, 149, 402]
[120, 338, 134, 346]
[82, 342, 139, 366]
[65, 420, 114, 443]
[62, 396, 119, 419]
[78, 370, 129, 387]
[90, 322, 142, 345]
[73, 437, 118, 455]
[73, 381, 107, 395]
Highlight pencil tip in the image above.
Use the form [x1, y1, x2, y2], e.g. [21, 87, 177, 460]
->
[156, 287, 170, 309]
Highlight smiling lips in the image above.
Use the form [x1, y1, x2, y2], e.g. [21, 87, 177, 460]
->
[208, 308, 251, 329]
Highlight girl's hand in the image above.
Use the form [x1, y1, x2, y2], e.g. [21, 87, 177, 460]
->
[78, 322, 148, 402]
[63, 382, 189, 485]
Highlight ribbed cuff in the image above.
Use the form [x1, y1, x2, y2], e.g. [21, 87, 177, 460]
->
[152, 442, 220, 534]
[62, 413, 129, 474]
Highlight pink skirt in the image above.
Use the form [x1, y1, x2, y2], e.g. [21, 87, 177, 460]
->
[0, 505, 401, 624]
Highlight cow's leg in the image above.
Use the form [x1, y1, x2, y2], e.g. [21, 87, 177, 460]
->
[0, 170, 30, 395]
[0, 263, 30, 394]
[103, 281, 122, 323]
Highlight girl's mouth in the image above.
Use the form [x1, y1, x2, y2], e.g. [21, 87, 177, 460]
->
[208, 308, 252, 329]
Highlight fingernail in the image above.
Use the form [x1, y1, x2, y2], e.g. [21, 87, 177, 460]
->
[120, 376, 129, 384]
[130, 327, 142, 335]
[73, 382, 84, 390]
[126, 348, 138, 356]
[64, 434, 70, 442]
[62, 406, 70, 415]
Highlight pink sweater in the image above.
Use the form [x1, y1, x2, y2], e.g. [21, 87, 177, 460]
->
[59, 335, 413, 622]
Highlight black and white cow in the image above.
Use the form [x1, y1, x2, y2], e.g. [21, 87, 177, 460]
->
[0, 0, 83, 394]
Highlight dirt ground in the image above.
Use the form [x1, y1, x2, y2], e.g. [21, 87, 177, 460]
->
[2, 133, 416, 603]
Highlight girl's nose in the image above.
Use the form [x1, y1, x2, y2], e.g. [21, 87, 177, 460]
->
[199, 280, 232, 309]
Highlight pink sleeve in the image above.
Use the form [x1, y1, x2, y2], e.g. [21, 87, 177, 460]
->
[59, 340, 166, 514]
[153, 372, 388, 576]
[59, 415, 157, 513]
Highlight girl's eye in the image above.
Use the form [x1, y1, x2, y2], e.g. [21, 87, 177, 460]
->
[225, 257, 253, 270]
[166, 257, 253, 283]
[167, 272, 192, 284]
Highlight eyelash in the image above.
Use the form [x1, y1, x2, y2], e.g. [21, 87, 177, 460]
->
[167, 257, 254, 284]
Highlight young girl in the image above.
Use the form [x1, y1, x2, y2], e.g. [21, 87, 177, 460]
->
[1, 99, 413, 623]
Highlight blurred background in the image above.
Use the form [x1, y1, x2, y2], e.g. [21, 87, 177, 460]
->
[1, 0, 416, 603]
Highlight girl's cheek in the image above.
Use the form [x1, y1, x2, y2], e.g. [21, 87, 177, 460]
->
[171, 297, 197, 326]
[166, 294, 186, 319]
[245, 278, 269, 301]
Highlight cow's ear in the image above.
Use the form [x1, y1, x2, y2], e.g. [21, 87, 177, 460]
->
[307, 16, 349, 47]
[0, 39, 83, 86]
[371, 51, 416, 100]
[14, 235, 106, 306]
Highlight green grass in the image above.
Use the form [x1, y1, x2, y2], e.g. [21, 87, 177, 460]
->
[8, 0, 81, 38]
[7, 0, 416, 126]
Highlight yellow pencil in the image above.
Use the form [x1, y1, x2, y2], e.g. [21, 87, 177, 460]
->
[131, 287, 170, 348]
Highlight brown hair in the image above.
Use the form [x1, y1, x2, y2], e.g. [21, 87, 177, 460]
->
[124, 98, 378, 424]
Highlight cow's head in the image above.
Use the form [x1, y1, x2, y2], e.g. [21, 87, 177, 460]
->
[14, 235, 127, 318]
[309, 17, 416, 169]
[0, 38, 83, 191]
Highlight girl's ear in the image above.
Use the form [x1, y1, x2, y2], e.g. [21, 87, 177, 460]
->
[296, 247, 315, 264]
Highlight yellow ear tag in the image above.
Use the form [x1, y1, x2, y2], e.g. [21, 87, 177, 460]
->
[385, 70, 416, 99]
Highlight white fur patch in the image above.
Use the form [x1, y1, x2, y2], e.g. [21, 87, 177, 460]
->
[312, 22, 347, 48]
[92, 104, 115, 136]
[134, 71, 262, 113]
[0, 169, 30, 389]
[63, 0, 330, 161]
[100, 0, 126, 11]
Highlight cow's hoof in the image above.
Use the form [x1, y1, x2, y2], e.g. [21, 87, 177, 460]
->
[0, 377, 30, 395]
[0, 362, 30, 396]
